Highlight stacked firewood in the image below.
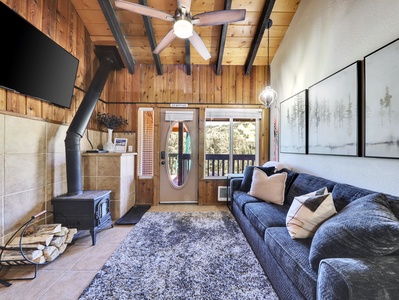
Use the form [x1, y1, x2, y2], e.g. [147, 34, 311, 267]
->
[1, 224, 77, 265]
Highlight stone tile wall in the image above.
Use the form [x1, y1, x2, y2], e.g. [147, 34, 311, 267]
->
[82, 152, 136, 221]
[0, 114, 112, 245]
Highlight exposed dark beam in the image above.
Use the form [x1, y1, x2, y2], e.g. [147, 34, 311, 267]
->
[216, 0, 232, 76]
[244, 0, 275, 75]
[139, 0, 163, 75]
[98, 0, 135, 74]
[185, 39, 192, 75]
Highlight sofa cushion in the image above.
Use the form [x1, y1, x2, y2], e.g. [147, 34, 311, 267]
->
[265, 227, 317, 300]
[286, 173, 337, 206]
[286, 188, 337, 239]
[276, 168, 299, 201]
[239, 166, 275, 192]
[248, 168, 287, 205]
[331, 183, 374, 212]
[387, 196, 399, 256]
[233, 190, 262, 212]
[318, 256, 399, 300]
[309, 193, 399, 272]
[244, 202, 289, 237]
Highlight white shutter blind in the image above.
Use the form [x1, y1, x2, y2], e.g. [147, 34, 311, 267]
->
[165, 110, 194, 121]
[205, 108, 262, 119]
[139, 109, 154, 177]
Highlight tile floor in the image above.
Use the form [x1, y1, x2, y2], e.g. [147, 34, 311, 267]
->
[0, 205, 229, 300]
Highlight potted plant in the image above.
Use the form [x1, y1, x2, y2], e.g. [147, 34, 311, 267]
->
[96, 112, 128, 152]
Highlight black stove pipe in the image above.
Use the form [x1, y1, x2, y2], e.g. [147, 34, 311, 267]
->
[65, 47, 124, 195]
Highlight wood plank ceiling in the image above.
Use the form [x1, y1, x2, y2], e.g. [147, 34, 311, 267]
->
[71, 0, 301, 75]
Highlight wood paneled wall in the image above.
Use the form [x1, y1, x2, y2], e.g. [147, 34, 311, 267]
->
[104, 63, 270, 133]
[106, 64, 268, 107]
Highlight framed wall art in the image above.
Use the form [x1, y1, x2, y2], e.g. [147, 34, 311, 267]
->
[280, 90, 308, 154]
[364, 38, 399, 158]
[308, 61, 361, 156]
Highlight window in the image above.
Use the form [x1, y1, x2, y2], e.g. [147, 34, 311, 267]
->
[205, 109, 261, 177]
[138, 108, 154, 177]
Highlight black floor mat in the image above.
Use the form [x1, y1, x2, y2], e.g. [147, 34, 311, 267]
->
[115, 205, 151, 225]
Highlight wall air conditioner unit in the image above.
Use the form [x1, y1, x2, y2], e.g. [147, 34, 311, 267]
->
[218, 186, 229, 201]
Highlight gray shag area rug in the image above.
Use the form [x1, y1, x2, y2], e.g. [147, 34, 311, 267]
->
[79, 211, 278, 300]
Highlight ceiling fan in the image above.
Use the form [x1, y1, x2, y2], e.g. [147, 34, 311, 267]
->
[114, 0, 246, 60]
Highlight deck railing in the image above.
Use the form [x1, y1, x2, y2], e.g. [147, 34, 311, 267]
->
[168, 153, 255, 177]
[205, 154, 255, 176]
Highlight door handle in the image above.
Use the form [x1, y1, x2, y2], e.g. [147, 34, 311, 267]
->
[161, 151, 165, 159]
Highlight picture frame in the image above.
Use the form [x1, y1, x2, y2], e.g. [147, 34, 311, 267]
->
[308, 61, 361, 156]
[280, 90, 308, 154]
[114, 138, 128, 153]
[364, 38, 399, 158]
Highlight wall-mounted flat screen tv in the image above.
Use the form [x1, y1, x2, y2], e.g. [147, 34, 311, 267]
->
[0, 2, 79, 108]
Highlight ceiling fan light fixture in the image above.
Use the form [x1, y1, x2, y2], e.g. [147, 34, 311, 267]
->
[174, 18, 193, 39]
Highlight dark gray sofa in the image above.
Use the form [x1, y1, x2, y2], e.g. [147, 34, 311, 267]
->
[230, 167, 399, 300]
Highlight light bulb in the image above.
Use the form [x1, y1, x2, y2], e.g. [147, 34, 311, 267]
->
[173, 19, 193, 39]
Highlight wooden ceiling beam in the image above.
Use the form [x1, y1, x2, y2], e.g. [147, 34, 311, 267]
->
[139, 0, 163, 75]
[216, 0, 232, 76]
[97, 0, 135, 74]
[185, 39, 192, 75]
[244, 0, 276, 75]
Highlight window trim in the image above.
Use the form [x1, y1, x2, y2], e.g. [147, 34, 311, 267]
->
[205, 108, 261, 178]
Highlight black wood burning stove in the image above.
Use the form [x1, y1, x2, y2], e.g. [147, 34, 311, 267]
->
[51, 47, 124, 245]
[52, 190, 112, 245]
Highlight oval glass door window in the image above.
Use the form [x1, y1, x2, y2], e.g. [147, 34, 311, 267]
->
[167, 122, 192, 188]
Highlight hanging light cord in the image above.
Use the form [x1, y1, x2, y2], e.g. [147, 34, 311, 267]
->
[268, 21, 270, 68]
[258, 19, 277, 108]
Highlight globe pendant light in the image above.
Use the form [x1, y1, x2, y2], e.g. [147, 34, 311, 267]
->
[259, 19, 277, 108]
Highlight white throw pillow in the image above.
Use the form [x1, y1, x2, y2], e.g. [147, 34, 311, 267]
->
[262, 161, 291, 171]
[247, 168, 287, 205]
[286, 187, 337, 239]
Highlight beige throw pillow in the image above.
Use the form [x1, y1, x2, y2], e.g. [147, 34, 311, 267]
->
[286, 187, 337, 239]
[247, 168, 287, 205]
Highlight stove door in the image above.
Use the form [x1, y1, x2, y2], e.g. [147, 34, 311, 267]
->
[95, 196, 111, 226]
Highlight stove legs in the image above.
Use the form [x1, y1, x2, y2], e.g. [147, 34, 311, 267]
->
[90, 229, 97, 245]
[89, 218, 114, 245]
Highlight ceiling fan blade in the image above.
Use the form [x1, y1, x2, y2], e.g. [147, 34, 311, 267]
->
[188, 31, 211, 60]
[193, 9, 246, 26]
[153, 29, 177, 55]
[115, 0, 174, 22]
[177, 0, 192, 12]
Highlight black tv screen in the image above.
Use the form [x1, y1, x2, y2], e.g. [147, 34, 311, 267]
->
[0, 2, 79, 108]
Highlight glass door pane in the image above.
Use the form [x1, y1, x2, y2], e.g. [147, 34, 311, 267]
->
[167, 122, 191, 188]
[205, 120, 230, 176]
[233, 120, 256, 174]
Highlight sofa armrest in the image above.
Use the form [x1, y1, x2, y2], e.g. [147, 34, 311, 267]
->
[230, 178, 243, 193]
[317, 256, 399, 300]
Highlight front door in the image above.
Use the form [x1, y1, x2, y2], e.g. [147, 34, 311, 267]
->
[159, 108, 198, 203]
